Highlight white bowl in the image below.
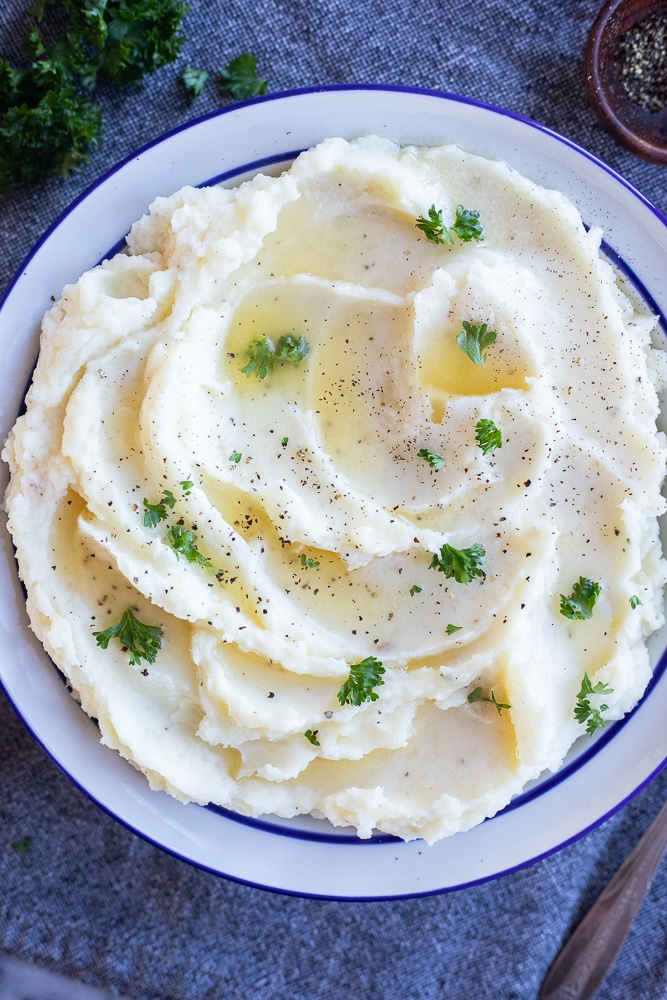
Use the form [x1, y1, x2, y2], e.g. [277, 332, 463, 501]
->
[2, 85, 667, 900]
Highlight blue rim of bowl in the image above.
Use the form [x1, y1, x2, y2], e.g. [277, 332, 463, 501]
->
[2, 83, 667, 899]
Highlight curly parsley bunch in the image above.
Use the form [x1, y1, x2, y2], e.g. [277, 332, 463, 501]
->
[0, 0, 188, 192]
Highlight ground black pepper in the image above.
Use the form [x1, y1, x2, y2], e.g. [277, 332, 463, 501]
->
[614, 9, 667, 112]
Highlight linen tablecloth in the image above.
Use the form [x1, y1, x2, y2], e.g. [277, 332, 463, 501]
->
[2, 2, 667, 997]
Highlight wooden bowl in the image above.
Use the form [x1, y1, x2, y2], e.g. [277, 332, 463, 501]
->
[585, 0, 667, 164]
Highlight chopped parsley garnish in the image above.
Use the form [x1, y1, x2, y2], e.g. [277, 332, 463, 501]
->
[574, 672, 613, 735]
[415, 204, 483, 245]
[229, 451, 242, 464]
[417, 447, 445, 470]
[450, 205, 484, 242]
[445, 623, 462, 635]
[219, 52, 267, 100]
[467, 686, 511, 715]
[142, 489, 177, 528]
[456, 321, 497, 365]
[93, 607, 163, 666]
[181, 66, 208, 100]
[475, 418, 502, 455]
[560, 577, 601, 620]
[241, 334, 310, 380]
[337, 656, 385, 706]
[429, 543, 486, 584]
[304, 729, 320, 746]
[281, 437, 289, 446]
[166, 524, 212, 566]
[409, 584, 422, 596]
[630, 595, 642, 609]
[143, 481, 193, 526]
[415, 205, 447, 243]
[300, 554, 320, 569]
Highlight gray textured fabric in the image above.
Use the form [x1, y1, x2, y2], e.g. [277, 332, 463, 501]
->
[2, 2, 667, 998]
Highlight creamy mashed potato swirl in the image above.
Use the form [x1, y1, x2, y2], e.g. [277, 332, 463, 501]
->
[4, 136, 667, 843]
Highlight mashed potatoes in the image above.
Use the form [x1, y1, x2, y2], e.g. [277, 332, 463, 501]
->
[4, 135, 667, 844]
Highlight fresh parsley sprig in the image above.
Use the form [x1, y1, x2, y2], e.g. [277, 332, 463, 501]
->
[181, 66, 209, 100]
[337, 656, 385, 706]
[142, 480, 193, 527]
[467, 686, 511, 715]
[417, 447, 445, 470]
[475, 418, 502, 455]
[93, 607, 163, 666]
[456, 321, 497, 365]
[450, 205, 484, 242]
[241, 334, 310, 380]
[560, 577, 601, 620]
[166, 524, 212, 566]
[142, 489, 177, 528]
[429, 543, 485, 584]
[220, 52, 267, 100]
[415, 204, 483, 245]
[574, 672, 613, 735]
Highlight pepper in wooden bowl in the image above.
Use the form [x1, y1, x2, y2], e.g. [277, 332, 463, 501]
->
[585, 0, 667, 164]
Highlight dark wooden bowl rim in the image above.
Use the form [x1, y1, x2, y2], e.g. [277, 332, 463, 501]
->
[585, 0, 667, 165]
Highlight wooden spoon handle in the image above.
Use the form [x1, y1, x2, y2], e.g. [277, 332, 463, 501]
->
[539, 795, 667, 1000]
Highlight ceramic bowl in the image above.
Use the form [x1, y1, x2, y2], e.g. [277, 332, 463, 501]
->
[2, 86, 667, 898]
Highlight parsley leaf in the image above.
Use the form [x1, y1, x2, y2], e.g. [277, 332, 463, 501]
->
[429, 543, 485, 584]
[241, 334, 309, 379]
[166, 524, 212, 566]
[229, 451, 242, 464]
[450, 205, 484, 242]
[456, 321, 497, 365]
[181, 66, 208, 100]
[93, 607, 163, 666]
[304, 729, 320, 746]
[409, 584, 422, 596]
[560, 577, 601, 620]
[142, 489, 177, 528]
[415, 205, 450, 244]
[417, 447, 445, 470]
[475, 418, 502, 455]
[445, 623, 462, 635]
[630, 595, 642, 609]
[219, 52, 267, 101]
[337, 656, 385, 706]
[300, 554, 320, 569]
[467, 686, 511, 715]
[415, 204, 483, 245]
[574, 672, 613, 735]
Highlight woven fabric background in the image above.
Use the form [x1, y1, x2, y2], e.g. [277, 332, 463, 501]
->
[2, 2, 667, 998]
